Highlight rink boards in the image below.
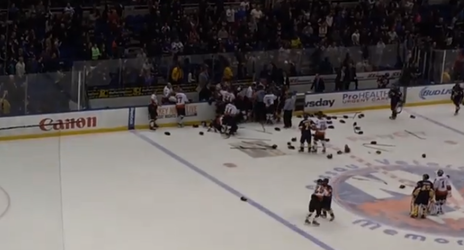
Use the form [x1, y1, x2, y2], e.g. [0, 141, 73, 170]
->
[0, 84, 455, 141]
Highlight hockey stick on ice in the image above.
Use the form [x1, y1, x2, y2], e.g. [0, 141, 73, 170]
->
[237, 137, 272, 141]
[362, 143, 395, 152]
[252, 122, 273, 134]
[230, 145, 267, 150]
[404, 130, 425, 140]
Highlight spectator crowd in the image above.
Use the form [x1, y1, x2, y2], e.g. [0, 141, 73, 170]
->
[0, 0, 464, 116]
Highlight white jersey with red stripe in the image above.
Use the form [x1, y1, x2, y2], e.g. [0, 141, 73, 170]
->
[175, 92, 188, 106]
[434, 175, 451, 193]
[314, 120, 328, 132]
[220, 90, 235, 103]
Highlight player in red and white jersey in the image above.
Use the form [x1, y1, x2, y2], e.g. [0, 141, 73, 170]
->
[220, 89, 235, 103]
[311, 116, 328, 153]
[175, 90, 189, 127]
[433, 169, 451, 214]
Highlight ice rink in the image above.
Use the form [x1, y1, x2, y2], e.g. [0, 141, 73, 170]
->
[1, 104, 464, 250]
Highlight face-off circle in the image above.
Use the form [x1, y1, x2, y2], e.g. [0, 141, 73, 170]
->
[332, 163, 464, 237]
[0, 186, 10, 221]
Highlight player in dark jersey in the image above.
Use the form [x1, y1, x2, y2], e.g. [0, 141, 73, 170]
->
[298, 113, 313, 153]
[320, 178, 335, 221]
[388, 85, 402, 120]
[411, 174, 435, 219]
[451, 83, 463, 115]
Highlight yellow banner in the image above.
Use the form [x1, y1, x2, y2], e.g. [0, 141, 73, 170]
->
[87, 84, 198, 99]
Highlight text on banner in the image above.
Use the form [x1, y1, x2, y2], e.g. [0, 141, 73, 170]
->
[157, 105, 198, 119]
[39, 116, 97, 131]
[342, 89, 389, 104]
[305, 98, 335, 108]
[419, 86, 453, 100]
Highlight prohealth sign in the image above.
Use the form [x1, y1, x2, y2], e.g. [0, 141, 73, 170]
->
[303, 84, 455, 113]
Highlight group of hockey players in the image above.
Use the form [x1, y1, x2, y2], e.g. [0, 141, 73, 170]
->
[147, 80, 289, 135]
[148, 86, 190, 129]
[305, 178, 335, 226]
[206, 82, 287, 137]
[410, 170, 452, 218]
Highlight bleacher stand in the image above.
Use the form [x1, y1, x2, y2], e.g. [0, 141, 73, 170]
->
[0, 0, 463, 116]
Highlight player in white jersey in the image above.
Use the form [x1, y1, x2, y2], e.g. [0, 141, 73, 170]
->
[148, 92, 159, 130]
[175, 90, 189, 127]
[312, 117, 328, 153]
[224, 103, 239, 136]
[433, 169, 451, 214]
[220, 90, 235, 103]
[163, 83, 173, 104]
[263, 91, 277, 124]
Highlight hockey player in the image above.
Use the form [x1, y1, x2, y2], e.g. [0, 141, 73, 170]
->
[305, 179, 325, 226]
[220, 88, 235, 103]
[411, 174, 435, 219]
[298, 113, 313, 153]
[263, 90, 277, 124]
[208, 114, 224, 133]
[148, 92, 159, 130]
[224, 102, 239, 136]
[175, 89, 189, 127]
[320, 178, 335, 221]
[451, 83, 463, 115]
[388, 85, 402, 120]
[312, 115, 328, 153]
[433, 169, 451, 215]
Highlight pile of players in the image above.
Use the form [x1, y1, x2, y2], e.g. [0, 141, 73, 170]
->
[410, 170, 452, 218]
[207, 82, 286, 137]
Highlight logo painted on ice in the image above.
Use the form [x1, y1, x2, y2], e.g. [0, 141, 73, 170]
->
[305, 98, 335, 108]
[306, 159, 464, 245]
[419, 87, 452, 100]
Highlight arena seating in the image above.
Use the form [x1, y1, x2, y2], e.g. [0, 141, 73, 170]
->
[0, 0, 462, 116]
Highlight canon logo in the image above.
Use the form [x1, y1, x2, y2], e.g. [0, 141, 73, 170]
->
[39, 117, 97, 131]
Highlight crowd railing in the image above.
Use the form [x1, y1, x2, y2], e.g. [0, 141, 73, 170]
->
[74, 44, 402, 88]
[0, 44, 406, 117]
[428, 49, 464, 84]
[0, 71, 85, 117]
